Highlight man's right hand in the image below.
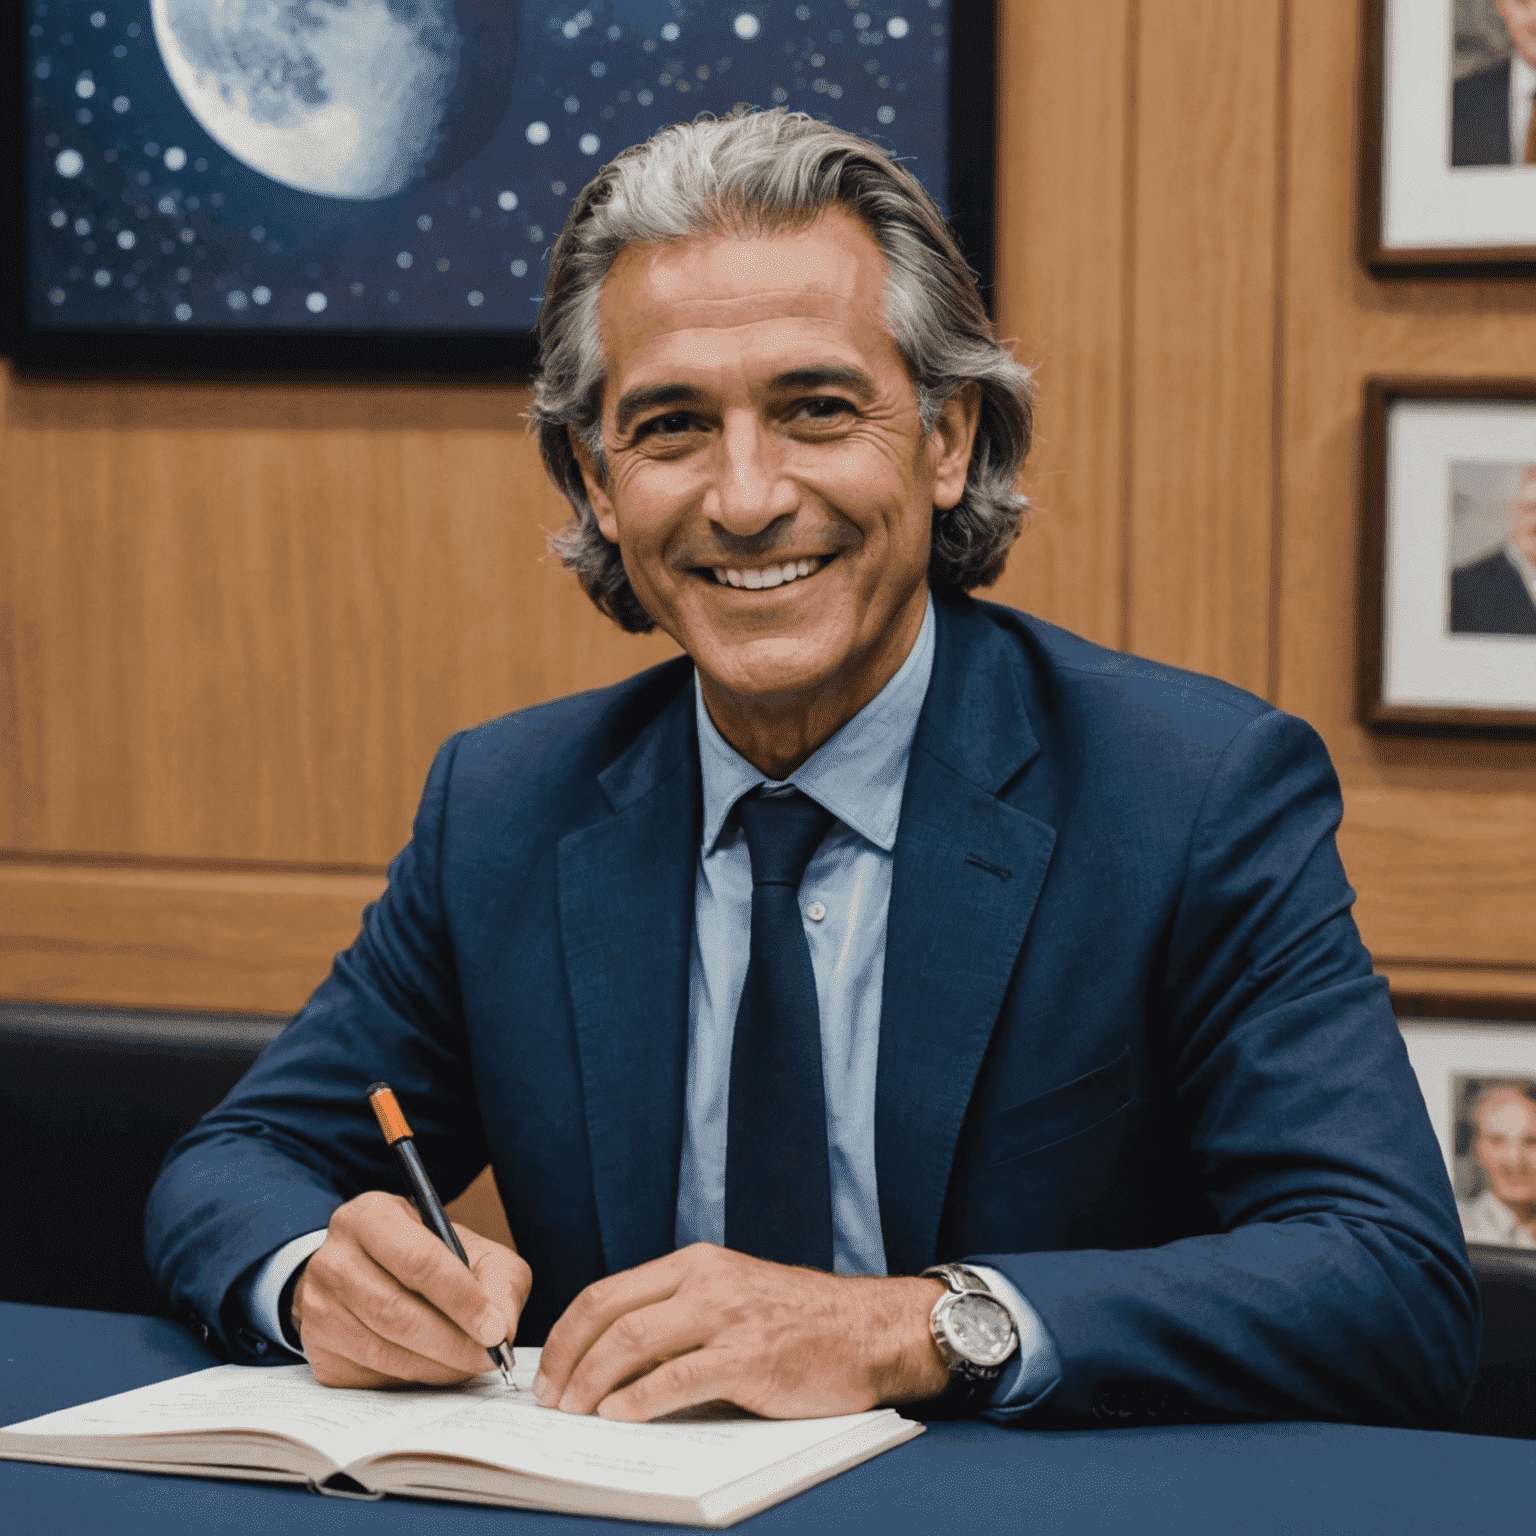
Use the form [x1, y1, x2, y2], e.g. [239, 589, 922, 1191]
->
[291, 1190, 531, 1387]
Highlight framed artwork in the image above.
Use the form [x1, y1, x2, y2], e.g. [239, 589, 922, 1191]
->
[1, 0, 995, 378]
[1361, 0, 1536, 269]
[1399, 1018, 1536, 1254]
[1359, 378, 1536, 731]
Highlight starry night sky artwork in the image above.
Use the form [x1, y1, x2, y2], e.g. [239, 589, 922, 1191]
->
[17, 0, 976, 367]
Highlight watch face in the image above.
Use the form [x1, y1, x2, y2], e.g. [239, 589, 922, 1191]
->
[945, 1293, 1016, 1367]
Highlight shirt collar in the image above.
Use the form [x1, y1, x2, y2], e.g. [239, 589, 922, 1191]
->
[695, 592, 936, 854]
[1514, 52, 1536, 102]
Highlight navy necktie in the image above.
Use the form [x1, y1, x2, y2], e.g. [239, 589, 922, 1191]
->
[724, 788, 837, 1270]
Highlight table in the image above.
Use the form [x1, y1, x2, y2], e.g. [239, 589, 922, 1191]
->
[3, 1301, 1532, 1534]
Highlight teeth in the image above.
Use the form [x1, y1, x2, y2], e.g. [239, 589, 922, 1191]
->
[710, 556, 823, 589]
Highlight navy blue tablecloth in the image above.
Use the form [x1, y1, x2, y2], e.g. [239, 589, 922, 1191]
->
[2, 1301, 1532, 1534]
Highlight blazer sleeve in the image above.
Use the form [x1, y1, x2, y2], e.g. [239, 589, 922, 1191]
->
[143, 732, 489, 1363]
[972, 710, 1481, 1429]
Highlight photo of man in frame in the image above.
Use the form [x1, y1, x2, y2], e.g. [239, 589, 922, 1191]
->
[1447, 460, 1536, 635]
[1451, 0, 1536, 166]
[1454, 1077, 1536, 1248]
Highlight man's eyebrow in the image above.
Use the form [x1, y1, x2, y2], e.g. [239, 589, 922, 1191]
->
[770, 366, 878, 398]
[612, 367, 878, 435]
[613, 383, 703, 435]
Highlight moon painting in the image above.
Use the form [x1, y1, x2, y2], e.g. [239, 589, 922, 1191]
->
[150, 1, 518, 200]
[22, 1, 961, 345]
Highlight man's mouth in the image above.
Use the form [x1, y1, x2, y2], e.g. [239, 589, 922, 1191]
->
[706, 555, 832, 590]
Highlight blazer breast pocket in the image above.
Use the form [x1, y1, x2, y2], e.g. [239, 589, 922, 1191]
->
[972, 1045, 1134, 1170]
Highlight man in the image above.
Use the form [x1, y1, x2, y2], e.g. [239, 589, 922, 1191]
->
[1452, 0, 1536, 167]
[1449, 464, 1536, 635]
[147, 111, 1479, 1428]
[1459, 1083, 1536, 1248]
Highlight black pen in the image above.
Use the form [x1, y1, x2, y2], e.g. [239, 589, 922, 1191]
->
[367, 1082, 516, 1387]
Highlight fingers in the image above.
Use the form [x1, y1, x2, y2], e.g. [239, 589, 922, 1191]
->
[297, 1191, 530, 1387]
[302, 1272, 489, 1388]
[341, 1197, 511, 1348]
[595, 1346, 743, 1423]
[536, 1252, 689, 1407]
[552, 1297, 708, 1415]
[538, 1248, 933, 1422]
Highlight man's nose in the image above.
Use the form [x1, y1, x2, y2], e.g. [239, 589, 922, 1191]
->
[702, 414, 799, 533]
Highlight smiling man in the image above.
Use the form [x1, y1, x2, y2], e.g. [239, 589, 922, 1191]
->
[148, 111, 1478, 1430]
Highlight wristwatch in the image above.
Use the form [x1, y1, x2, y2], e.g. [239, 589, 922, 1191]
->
[920, 1263, 1018, 1411]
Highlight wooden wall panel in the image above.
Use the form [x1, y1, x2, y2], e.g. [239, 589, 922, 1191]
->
[3, 0, 1533, 1018]
[0, 858, 384, 1014]
[1122, 0, 1286, 695]
[988, 0, 1132, 649]
[1276, 0, 1536, 996]
[0, 375, 679, 868]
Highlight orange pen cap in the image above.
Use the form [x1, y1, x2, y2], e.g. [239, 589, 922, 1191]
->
[367, 1082, 414, 1145]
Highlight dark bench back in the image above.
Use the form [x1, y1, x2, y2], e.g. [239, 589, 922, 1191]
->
[0, 1005, 282, 1317]
[1460, 1244, 1536, 1440]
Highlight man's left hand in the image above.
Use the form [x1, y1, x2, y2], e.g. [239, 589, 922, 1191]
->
[534, 1243, 949, 1421]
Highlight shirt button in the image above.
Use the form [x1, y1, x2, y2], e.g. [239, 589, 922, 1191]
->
[806, 901, 826, 922]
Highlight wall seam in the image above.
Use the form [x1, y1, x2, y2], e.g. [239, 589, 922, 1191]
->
[1118, 0, 1141, 655]
[1266, 0, 1292, 705]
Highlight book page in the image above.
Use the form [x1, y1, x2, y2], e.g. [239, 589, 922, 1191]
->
[361, 1389, 903, 1500]
[1, 1358, 529, 1471]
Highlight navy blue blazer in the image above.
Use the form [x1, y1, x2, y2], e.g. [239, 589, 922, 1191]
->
[145, 593, 1479, 1427]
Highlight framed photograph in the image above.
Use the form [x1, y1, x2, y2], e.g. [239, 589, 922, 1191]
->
[1361, 0, 1536, 268]
[1399, 1019, 1536, 1253]
[1359, 378, 1536, 731]
[1, 1, 995, 379]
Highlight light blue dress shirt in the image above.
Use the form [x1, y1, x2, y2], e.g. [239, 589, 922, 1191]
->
[677, 595, 1057, 1416]
[245, 594, 1058, 1415]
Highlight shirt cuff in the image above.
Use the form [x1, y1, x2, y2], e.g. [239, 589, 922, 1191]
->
[240, 1229, 329, 1358]
[967, 1263, 1062, 1420]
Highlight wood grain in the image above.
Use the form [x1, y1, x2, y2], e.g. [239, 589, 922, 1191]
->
[0, 371, 679, 867]
[0, 857, 386, 1014]
[1384, 963, 1536, 1022]
[1276, 0, 1536, 982]
[1122, 0, 1286, 694]
[3, 0, 1535, 1020]
[987, 0, 1133, 649]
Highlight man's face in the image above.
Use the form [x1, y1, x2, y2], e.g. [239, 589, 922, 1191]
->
[1509, 466, 1536, 565]
[1473, 1090, 1536, 1213]
[577, 209, 973, 713]
[1497, 0, 1536, 69]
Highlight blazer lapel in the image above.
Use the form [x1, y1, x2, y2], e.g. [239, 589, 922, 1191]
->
[557, 680, 701, 1276]
[876, 600, 1057, 1276]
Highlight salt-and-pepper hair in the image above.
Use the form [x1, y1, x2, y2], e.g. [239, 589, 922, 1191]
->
[531, 109, 1036, 634]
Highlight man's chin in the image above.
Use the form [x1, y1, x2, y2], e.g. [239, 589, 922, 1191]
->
[696, 643, 847, 709]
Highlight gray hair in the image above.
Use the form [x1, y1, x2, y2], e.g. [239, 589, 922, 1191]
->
[531, 109, 1035, 634]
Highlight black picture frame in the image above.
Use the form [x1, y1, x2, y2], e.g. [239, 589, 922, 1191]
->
[1, 1, 996, 381]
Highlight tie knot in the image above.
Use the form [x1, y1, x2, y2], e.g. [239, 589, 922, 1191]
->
[737, 789, 835, 888]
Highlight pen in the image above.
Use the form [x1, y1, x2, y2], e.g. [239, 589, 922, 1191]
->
[367, 1081, 516, 1388]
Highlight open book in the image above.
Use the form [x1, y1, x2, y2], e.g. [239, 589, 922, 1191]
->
[0, 1349, 921, 1526]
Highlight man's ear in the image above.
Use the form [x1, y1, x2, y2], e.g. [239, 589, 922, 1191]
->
[929, 382, 982, 513]
[569, 428, 620, 543]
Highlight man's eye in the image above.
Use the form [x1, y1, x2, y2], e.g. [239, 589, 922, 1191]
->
[637, 412, 695, 439]
[796, 397, 853, 422]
